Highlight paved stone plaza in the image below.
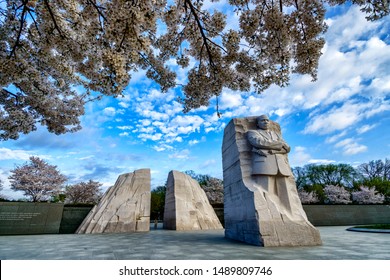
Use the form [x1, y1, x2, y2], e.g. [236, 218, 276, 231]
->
[0, 226, 389, 260]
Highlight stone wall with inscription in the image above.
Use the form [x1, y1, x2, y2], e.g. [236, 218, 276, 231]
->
[0, 202, 64, 235]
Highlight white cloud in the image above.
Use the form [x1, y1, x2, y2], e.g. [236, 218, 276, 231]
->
[118, 93, 132, 101]
[0, 148, 33, 161]
[370, 77, 390, 93]
[304, 96, 389, 136]
[335, 138, 367, 155]
[325, 6, 381, 45]
[205, 112, 221, 124]
[138, 126, 155, 133]
[189, 139, 199, 146]
[137, 108, 170, 121]
[344, 144, 367, 155]
[192, 105, 209, 112]
[161, 101, 183, 116]
[117, 126, 133, 130]
[169, 149, 190, 160]
[325, 76, 362, 105]
[188, 136, 206, 146]
[308, 159, 337, 165]
[149, 89, 174, 102]
[325, 131, 348, 144]
[163, 115, 205, 138]
[171, 115, 204, 127]
[103, 107, 116, 116]
[356, 124, 377, 134]
[364, 102, 390, 118]
[118, 101, 130, 108]
[219, 90, 243, 110]
[176, 126, 194, 134]
[304, 103, 361, 135]
[289, 146, 312, 167]
[276, 7, 390, 121]
[152, 144, 174, 152]
[139, 133, 162, 141]
[0, 169, 9, 185]
[135, 101, 154, 112]
[164, 135, 184, 143]
[140, 119, 151, 126]
[78, 155, 95, 160]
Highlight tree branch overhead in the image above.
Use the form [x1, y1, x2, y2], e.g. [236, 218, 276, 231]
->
[0, 0, 388, 139]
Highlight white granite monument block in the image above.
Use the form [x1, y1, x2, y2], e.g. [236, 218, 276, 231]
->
[163, 170, 223, 231]
[76, 169, 151, 233]
[223, 116, 322, 246]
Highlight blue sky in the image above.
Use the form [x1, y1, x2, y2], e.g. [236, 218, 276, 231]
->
[1, 3, 389, 200]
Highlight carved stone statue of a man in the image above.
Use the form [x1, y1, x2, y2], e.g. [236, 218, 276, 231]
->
[222, 115, 322, 246]
[247, 115, 292, 176]
[247, 115, 295, 210]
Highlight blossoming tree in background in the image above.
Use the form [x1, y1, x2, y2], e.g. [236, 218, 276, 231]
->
[351, 186, 385, 204]
[8, 156, 67, 202]
[1, 0, 389, 140]
[64, 180, 103, 204]
[323, 184, 351, 204]
[298, 189, 320, 204]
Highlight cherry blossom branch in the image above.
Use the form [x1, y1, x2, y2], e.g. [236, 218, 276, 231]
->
[184, 0, 216, 69]
[86, 0, 107, 22]
[43, 0, 65, 38]
[9, 0, 28, 58]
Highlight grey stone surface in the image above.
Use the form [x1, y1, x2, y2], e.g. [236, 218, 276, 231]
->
[163, 170, 223, 230]
[76, 169, 151, 233]
[222, 116, 322, 246]
[59, 206, 94, 234]
[0, 226, 389, 260]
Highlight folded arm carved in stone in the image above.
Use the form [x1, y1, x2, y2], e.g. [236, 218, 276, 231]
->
[247, 130, 290, 156]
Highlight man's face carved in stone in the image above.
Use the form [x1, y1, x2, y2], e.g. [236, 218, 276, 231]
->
[257, 115, 270, 130]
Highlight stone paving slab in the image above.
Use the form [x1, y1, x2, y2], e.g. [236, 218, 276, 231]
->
[0, 226, 389, 260]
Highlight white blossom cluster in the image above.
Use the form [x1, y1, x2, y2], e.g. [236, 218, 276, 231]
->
[200, 176, 224, 204]
[1, 0, 388, 139]
[297, 189, 320, 204]
[299, 184, 387, 204]
[323, 184, 352, 204]
[8, 156, 67, 202]
[351, 185, 385, 204]
[65, 179, 103, 204]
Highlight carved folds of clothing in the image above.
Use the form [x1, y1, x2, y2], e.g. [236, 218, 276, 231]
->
[247, 129, 293, 177]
